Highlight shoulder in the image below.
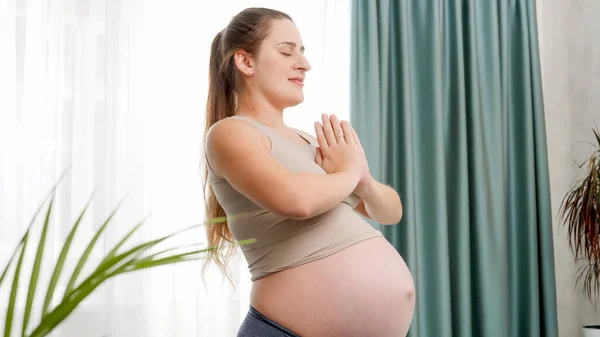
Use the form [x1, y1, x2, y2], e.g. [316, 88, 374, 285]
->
[205, 118, 271, 175]
[206, 118, 270, 151]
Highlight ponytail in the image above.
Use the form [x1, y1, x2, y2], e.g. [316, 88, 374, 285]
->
[201, 30, 237, 286]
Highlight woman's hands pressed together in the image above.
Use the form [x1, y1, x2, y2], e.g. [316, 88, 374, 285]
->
[314, 113, 371, 188]
[313, 113, 402, 224]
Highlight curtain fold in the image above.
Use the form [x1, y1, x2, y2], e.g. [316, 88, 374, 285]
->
[351, 1, 558, 336]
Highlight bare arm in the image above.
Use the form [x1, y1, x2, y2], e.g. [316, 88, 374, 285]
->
[205, 118, 361, 220]
[353, 177, 403, 225]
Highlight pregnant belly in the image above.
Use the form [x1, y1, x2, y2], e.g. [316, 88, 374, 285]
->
[250, 236, 416, 337]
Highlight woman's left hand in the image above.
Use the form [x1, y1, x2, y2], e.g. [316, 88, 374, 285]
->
[315, 114, 372, 191]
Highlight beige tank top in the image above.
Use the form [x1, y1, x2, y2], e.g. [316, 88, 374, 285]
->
[206, 115, 383, 281]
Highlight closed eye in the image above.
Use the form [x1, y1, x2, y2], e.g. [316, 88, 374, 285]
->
[281, 52, 292, 57]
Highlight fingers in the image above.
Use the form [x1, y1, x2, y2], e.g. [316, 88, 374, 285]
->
[321, 113, 337, 147]
[330, 114, 346, 143]
[315, 147, 323, 166]
[314, 121, 328, 149]
[341, 120, 355, 145]
[317, 114, 357, 148]
[351, 126, 362, 148]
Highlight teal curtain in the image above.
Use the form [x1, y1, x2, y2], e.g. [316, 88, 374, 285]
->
[350, 1, 558, 337]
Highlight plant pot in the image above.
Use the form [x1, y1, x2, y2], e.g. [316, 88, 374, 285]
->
[582, 326, 600, 337]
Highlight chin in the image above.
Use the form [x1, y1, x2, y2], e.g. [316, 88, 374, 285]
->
[289, 92, 305, 105]
[291, 96, 304, 106]
[279, 96, 304, 109]
[272, 88, 305, 108]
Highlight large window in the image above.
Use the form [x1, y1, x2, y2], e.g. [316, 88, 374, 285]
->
[0, 1, 350, 336]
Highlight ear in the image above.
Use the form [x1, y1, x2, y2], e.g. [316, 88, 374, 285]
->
[233, 50, 255, 76]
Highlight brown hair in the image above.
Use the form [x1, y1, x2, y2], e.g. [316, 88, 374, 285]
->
[201, 8, 292, 285]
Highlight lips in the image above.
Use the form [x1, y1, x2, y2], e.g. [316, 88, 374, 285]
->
[289, 77, 304, 87]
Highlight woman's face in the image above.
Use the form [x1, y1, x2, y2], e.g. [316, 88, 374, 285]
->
[238, 19, 311, 110]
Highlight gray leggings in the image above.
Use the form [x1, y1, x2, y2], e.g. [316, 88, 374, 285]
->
[237, 306, 301, 337]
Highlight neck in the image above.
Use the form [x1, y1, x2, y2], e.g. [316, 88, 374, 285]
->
[236, 91, 285, 128]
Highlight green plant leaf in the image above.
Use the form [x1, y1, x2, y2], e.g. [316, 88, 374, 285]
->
[108, 249, 211, 277]
[63, 197, 125, 299]
[205, 216, 228, 225]
[17, 184, 235, 337]
[0, 183, 64, 291]
[0, 190, 54, 335]
[28, 264, 103, 337]
[108, 238, 256, 278]
[42, 193, 94, 318]
[133, 238, 255, 266]
[79, 222, 205, 290]
[4, 232, 30, 337]
[29, 223, 218, 337]
[22, 196, 55, 337]
[0, 235, 27, 295]
[47, 222, 206, 334]
[98, 214, 150, 269]
[29, 250, 199, 337]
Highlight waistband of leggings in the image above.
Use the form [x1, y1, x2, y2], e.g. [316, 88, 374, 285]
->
[249, 305, 301, 337]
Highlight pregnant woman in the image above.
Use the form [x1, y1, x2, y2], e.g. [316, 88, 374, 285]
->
[202, 7, 415, 337]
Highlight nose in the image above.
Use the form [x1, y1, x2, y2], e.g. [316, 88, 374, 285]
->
[295, 55, 311, 72]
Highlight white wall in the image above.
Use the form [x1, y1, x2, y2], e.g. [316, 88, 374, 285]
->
[537, 0, 600, 336]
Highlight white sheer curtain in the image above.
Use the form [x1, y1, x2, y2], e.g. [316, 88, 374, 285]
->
[0, 0, 350, 336]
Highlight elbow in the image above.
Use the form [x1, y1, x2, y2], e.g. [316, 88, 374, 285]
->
[286, 207, 312, 220]
[393, 206, 403, 224]
[380, 204, 403, 225]
[392, 203, 403, 224]
[391, 197, 403, 224]
[266, 190, 312, 220]
[282, 198, 313, 220]
[394, 203, 403, 223]
[275, 188, 315, 220]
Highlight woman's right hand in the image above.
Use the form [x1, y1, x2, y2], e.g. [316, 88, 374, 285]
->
[314, 113, 362, 179]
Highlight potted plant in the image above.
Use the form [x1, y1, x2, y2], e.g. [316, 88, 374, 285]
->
[0, 175, 250, 337]
[559, 127, 600, 337]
